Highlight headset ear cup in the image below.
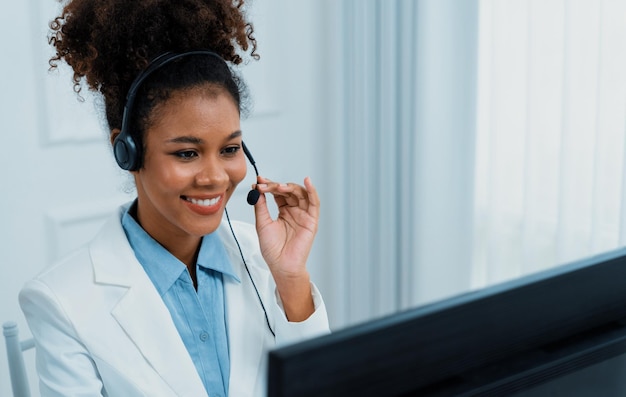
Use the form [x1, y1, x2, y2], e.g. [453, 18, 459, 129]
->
[115, 51, 225, 172]
[114, 132, 139, 171]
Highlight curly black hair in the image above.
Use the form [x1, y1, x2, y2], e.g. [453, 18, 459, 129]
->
[48, 0, 259, 132]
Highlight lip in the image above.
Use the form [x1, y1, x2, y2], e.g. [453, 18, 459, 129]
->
[181, 194, 224, 216]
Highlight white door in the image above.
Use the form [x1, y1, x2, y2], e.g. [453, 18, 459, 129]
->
[1, 1, 135, 394]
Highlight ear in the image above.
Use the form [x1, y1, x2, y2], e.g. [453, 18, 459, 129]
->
[110, 128, 121, 147]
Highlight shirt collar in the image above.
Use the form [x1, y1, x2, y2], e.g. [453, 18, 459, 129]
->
[196, 232, 239, 281]
[121, 203, 240, 296]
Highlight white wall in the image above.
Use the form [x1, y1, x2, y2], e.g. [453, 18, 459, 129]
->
[1, 1, 135, 394]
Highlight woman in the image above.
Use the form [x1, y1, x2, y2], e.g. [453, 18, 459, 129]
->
[19, 1, 329, 396]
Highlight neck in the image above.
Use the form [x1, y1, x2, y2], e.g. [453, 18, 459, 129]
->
[132, 202, 202, 283]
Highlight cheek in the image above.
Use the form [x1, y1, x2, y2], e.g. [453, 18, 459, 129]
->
[228, 158, 248, 187]
[147, 161, 193, 192]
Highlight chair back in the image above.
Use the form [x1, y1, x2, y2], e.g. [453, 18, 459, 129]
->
[3, 322, 34, 397]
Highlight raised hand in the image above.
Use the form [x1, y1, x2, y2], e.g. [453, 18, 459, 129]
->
[252, 176, 320, 321]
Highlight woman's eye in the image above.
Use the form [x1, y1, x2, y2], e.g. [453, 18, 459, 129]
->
[222, 146, 241, 156]
[175, 150, 197, 159]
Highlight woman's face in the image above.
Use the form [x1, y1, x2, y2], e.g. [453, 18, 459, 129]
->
[132, 88, 246, 245]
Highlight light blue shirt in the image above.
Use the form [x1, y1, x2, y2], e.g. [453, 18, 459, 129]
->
[121, 205, 240, 397]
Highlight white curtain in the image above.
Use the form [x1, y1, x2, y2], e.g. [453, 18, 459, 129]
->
[317, 0, 479, 329]
[473, 0, 626, 288]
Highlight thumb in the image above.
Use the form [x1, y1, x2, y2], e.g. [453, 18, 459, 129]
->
[253, 188, 273, 231]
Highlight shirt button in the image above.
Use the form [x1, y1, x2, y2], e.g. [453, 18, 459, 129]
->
[199, 331, 209, 342]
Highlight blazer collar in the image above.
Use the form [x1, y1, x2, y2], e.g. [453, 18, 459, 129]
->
[89, 206, 209, 397]
[90, 206, 272, 396]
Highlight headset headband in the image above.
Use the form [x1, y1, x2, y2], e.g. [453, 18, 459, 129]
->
[114, 50, 225, 171]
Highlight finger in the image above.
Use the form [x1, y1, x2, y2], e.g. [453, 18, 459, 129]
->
[256, 181, 293, 196]
[254, 177, 285, 195]
[267, 183, 310, 210]
[252, 187, 273, 229]
[282, 193, 305, 209]
[254, 177, 317, 211]
[253, 175, 276, 190]
[273, 194, 289, 209]
[289, 186, 310, 210]
[304, 177, 320, 218]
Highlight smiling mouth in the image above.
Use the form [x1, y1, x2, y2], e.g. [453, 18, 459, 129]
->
[183, 196, 221, 207]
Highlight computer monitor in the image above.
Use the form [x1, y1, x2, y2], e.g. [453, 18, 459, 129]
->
[267, 247, 626, 396]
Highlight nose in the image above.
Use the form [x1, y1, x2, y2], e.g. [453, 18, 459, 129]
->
[194, 155, 228, 187]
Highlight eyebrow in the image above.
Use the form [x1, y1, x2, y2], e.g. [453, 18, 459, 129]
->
[166, 130, 242, 144]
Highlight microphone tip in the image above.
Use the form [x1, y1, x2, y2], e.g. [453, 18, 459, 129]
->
[247, 189, 260, 205]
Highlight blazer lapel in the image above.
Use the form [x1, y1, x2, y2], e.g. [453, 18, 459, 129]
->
[221, 222, 273, 396]
[111, 283, 209, 397]
[91, 209, 208, 397]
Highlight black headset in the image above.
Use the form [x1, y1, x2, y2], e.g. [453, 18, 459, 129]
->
[115, 50, 274, 335]
[113, 50, 261, 205]
[114, 51, 201, 171]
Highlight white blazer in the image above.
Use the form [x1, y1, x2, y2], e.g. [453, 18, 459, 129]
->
[19, 205, 330, 397]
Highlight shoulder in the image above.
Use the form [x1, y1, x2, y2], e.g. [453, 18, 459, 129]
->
[21, 203, 132, 295]
[217, 218, 260, 255]
[24, 246, 92, 291]
[216, 217, 272, 277]
[19, 203, 143, 339]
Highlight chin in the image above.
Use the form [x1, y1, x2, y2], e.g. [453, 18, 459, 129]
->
[184, 219, 222, 237]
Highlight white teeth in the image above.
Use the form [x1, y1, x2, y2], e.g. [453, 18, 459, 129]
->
[187, 197, 220, 207]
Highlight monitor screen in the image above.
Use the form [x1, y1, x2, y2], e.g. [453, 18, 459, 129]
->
[267, 247, 626, 396]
